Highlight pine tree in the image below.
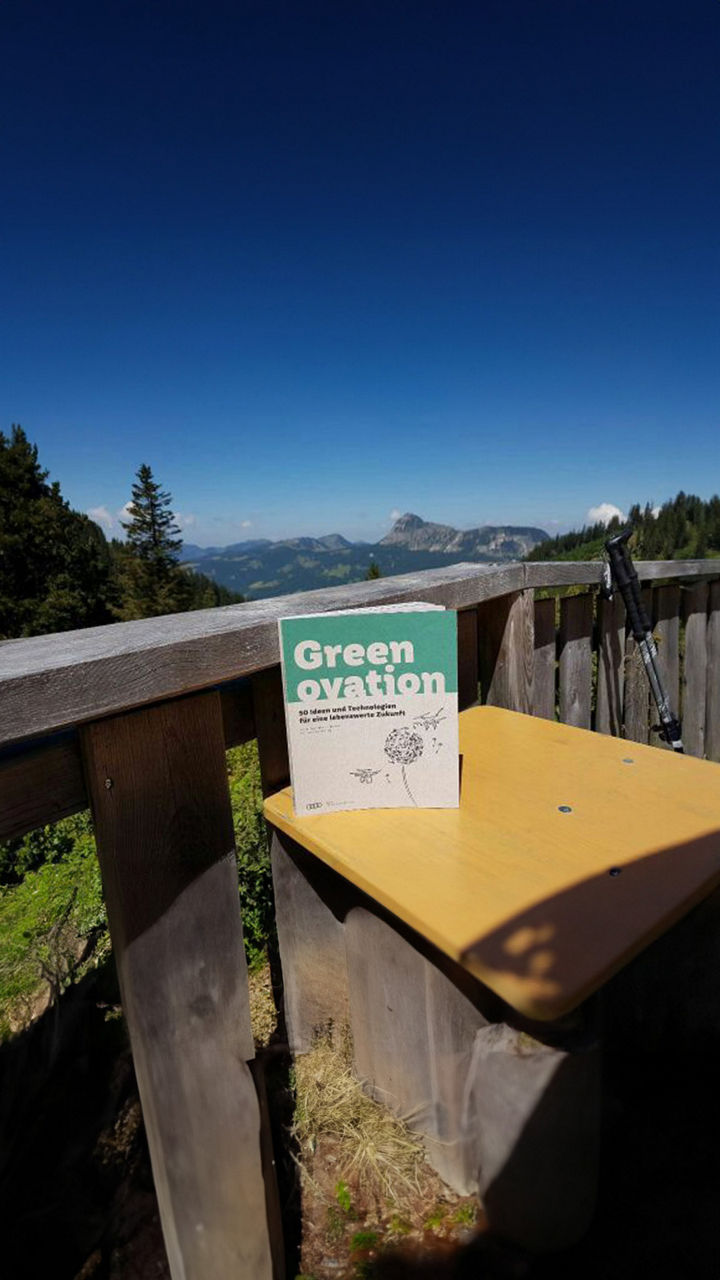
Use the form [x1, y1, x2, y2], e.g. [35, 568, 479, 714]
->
[118, 465, 186, 619]
[365, 561, 382, 580]
[0, 424, 114, 638]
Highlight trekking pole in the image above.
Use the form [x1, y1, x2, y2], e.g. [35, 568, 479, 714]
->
[603, 529, 684, 753]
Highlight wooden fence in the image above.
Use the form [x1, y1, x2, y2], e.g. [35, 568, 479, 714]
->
[1, 557, 719, 1275]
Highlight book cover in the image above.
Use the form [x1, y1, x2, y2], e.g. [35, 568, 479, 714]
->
[278, 605, 459, 815]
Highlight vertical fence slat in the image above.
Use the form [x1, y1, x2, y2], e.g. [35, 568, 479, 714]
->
[706, 581, 720, 763]
[252, 666, 290, 796]
[623, 588, 652, 744]
[652, 585, 681, 750]
[683, 583, 709, 758]
[457, 607, 480, 710]
[80, 692, 273, 1280]
[596, 594, 625, 736]
[558, 594, 593, 729]
[478, 589, 534, 714]
[533, 597, 556, 721]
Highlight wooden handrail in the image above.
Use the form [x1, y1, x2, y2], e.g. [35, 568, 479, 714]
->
[0, 558, 716, 748]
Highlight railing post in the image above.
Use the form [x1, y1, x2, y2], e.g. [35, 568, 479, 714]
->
[596, 594, 625, 737]
[80, 691, 273, 1280]
[683, 583, 709, 758]
[532, 597, 556, 721]
[706, 581, 720, 763]
[558, 594, 593, 729]
[478, 589, 534, 714]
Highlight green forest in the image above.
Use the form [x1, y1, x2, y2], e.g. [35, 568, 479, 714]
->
[527, 492, 720, 563]
[0, 424, 243, 641]
[0, 427, 267, 1043]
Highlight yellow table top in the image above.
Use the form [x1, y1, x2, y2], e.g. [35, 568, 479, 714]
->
[263, 706, 720, 1020]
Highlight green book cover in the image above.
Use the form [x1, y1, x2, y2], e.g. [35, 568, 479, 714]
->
[278, 605, 459, 815]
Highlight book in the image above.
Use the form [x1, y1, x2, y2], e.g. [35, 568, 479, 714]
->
[278, 604, 459, 815]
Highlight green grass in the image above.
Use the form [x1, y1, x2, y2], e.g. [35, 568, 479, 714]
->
[0, 738, 275, 1039]
[0, 815, 107, 1038]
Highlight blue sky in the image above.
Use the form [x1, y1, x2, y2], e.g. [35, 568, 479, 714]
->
[2, 1, 718, 545]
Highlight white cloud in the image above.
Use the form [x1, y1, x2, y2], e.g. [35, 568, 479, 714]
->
[241, 519, 252, 528]
[389, 508, 402, 521]
[586, 502, 626, 526]
[175, 512, 197, 530]
[87, 505, 115, 531]
[651, 505, 661, 519]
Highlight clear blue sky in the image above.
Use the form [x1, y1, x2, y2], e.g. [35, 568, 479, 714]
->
[2, 1, 719, 545]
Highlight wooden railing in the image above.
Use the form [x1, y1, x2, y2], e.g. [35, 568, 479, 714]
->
[1, 558, 719, 1276]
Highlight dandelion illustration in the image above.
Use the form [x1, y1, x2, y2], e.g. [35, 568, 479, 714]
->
[384, 727, 424, 806]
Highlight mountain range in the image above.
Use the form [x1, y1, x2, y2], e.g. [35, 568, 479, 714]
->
[180, 513, 549, 599]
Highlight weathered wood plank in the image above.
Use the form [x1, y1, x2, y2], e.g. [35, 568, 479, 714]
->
[0, 735, 85, 841]
[595, 594, 625, 737]
[706, 581, 720, 763]
[0, 681, 257, 844]
[220, 678, 255, 746]
[525, 559, 718, 589]
[477, 589, 534, 713]
[270, 829, 350, 1054]
[651, 585, 680, 750]
[558, 594, 593, 729]
[2, 560, 716, 746]
[81, 692, 272, 1280]
[683, 583, 709, 758]
[532, 598, 556, 721]
[465, 1021, 600, 1251]
[457, 607, 479, 710]
[0, 563, 523, 747]
[346, 906, 437, 1136]
[252, 666, 290, 797]
[623, 588, 652, 744]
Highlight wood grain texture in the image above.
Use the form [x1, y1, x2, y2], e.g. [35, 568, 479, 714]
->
[595, 594, 625, 737]
[558, 594, 593, 729]
[0, 681, 257, 843]
[532, 598, 556, 721]
[524, 559, 716, 590]
[270, 829, 350, 1054]
[466, 1022, 600, 1250]
[2, 560, 716, 746]
[0, 563, 522, 746]
[252, 666, 290, 797]
[706, 581, 720, 763]
[651, 585, 680, 750]
[346, 906, 488, 1194]
[623, 588, 652, 744]
[265, 705, 720, 1021]
[220, 678, 255, 746]
[457, 607, 479, 710]
[0, 735, 85, 841]
[683, 582, 708, 758]
[477, 589, 534, 714]
[81, 693, 272, 1280]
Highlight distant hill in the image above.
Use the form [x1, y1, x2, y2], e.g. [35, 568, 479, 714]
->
[180, 513, 549, 599]
[526, 493, 720, 563]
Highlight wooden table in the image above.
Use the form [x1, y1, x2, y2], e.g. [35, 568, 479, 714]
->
[264, 707, 720, 1249]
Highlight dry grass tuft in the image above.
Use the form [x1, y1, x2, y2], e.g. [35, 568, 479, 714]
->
[292, 1033, 425, 1202]
[248, 961, 277, 1048]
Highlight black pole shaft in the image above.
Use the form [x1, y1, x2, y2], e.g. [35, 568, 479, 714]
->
[605, 530, 684, 753]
